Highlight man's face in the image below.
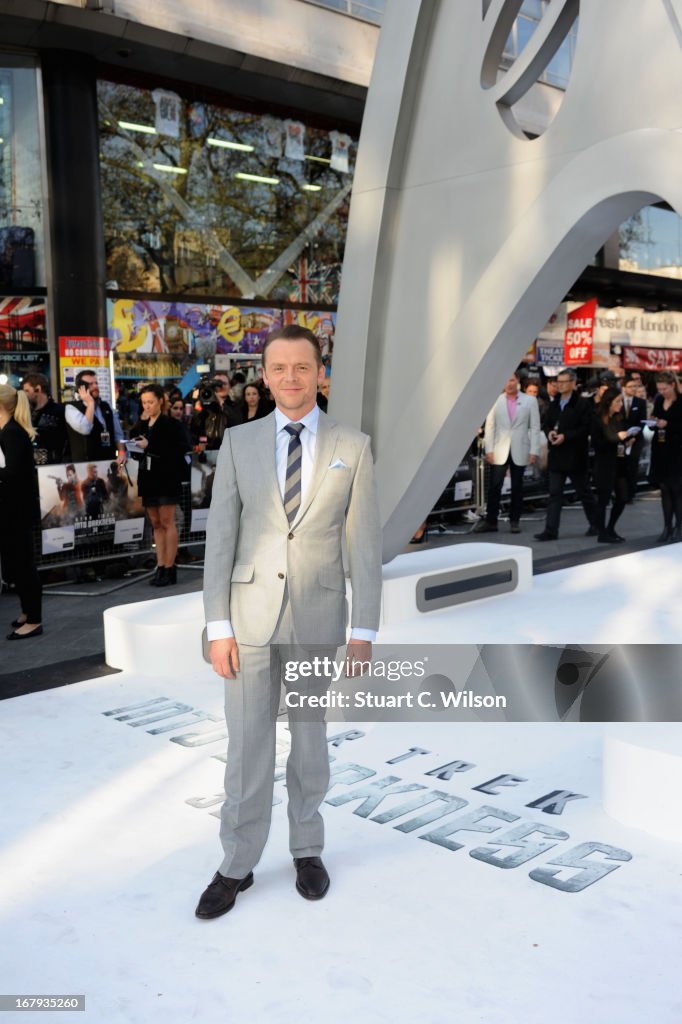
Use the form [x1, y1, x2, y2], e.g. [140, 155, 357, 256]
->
[556, 374, 576, 397]
[81, 375, 99, 400]
[547, 380, 559, 397]
[263, 338, 325, 418]
[624, 380, 638, 398]
[22, 383, 37, 406]
[87, 465, 97, 479]
[504, 375, 519, 396]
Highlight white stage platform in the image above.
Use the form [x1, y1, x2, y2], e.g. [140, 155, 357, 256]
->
[4, 545, 681, 1022]
[104, 544, 682, 677]
[1, 667, 681, 1024]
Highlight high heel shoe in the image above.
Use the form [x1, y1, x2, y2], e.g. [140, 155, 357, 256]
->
[6, 624, 43, 641]
[409, 529, 428, 544]
[656, 527, 673, 543]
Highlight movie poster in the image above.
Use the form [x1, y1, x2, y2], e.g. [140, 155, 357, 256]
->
[38, 459, 144, 554]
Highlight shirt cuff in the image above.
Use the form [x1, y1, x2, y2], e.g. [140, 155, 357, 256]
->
[206, 620, 235, 641]
[350, 628, 376, 642]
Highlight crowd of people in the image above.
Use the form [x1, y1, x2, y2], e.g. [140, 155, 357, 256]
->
[0, 369, 331, 641]
[474, 367, 682, 545]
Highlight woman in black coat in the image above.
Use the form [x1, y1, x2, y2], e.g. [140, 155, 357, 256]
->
[649, 371, 682, 542]
[0, 384, 42, 639]
[591, 387, 635, 544]
[240, 381, 274, 423]
[130, 384, 189, 587]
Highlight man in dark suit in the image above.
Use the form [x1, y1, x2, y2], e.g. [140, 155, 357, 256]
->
[621, 375, 647, 501]
[535, 367, 597, 540]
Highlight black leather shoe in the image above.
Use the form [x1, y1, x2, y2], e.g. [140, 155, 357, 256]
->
[149, 566, 162, 586]
[597, 533, 620, 544]
[472, 520, 497, 533]
[195, 871, 253, 919]
[294, 857, 330, 900]
[6, 625, 43, 641]
[155, 567, 171, 588]
[534, 531, 557, 541]
[10, 617, 27, 629]
[584, 526, 598, 536]
[672, 526, 682, 543]
[657, 528, 673, 543]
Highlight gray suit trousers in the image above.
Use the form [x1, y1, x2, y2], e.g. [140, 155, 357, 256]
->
[218, 594, 334, 878]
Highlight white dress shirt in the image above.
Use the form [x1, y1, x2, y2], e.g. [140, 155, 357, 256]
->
[65, 401, 124, 443]
[207, 404, 376, 643]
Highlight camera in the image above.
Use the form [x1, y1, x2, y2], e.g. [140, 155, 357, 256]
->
[194, 377, 221, 408]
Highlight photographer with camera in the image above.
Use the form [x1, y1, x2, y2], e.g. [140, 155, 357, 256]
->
[190, 373, 243, 452]
[65, 370, 126, 464]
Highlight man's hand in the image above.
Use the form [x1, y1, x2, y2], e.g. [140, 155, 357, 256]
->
[78, 384, 95, 408]
[529, 454, 537, 465]
[345, 639, 372, 677]
[553, 432, 565, 446]
[209, 637, 240, 679]
[485, 452, 495, 465]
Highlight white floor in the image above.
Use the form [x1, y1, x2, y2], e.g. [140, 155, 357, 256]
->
[1, 661, 681, 1023]
[4, 546, 682, 1022]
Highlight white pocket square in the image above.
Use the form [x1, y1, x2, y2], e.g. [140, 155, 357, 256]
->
[329, 458, 349, 470]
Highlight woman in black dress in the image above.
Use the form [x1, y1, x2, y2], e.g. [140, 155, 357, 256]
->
[0, 384, 42, 639]
[130, 384, 188, 586]
[650, 371, 682, 542]
[591, 387, 635, 544]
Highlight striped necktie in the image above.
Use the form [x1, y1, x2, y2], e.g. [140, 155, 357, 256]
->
[283, 422, 304, 524]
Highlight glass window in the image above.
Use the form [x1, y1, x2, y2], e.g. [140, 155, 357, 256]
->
[619, 206, 682, 280]
[298, 0, 385, 25]
[0, 57, 46, 289]
[98, 80, 356, 305]
[500, 2, 578, 90]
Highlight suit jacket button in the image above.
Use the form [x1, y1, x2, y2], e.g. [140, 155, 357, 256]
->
[287, 532, 294, 540]
[278, 572, 285, 579]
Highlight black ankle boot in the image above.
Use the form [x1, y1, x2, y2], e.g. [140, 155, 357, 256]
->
[166, 565, 177, 584]
[672, 525, 682, 543]
[150, 565, 163, 586]
[657, 527, 673, 543]
[155, 567, 170, 587]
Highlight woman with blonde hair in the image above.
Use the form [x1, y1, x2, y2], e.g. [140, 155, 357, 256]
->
[0, 383, 43, 639]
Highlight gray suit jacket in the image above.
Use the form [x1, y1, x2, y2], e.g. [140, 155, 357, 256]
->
[202, 410, 382, 649]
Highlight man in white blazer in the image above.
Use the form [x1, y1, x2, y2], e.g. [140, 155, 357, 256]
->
[196, 325, 382, 919]
[473, 372, 541, 534]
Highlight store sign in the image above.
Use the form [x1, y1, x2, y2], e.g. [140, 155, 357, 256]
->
[563, 298, 597, 365]
[536, 343, 564, 366]
[59, 336, 112, 402]
[621, 346, 682, 371]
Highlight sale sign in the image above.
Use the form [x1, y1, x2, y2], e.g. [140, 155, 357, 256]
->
[563, 298, 597, 365]
[622, 346, 682, 371]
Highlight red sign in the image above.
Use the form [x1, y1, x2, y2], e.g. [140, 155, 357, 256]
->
[564, 298, 597, 365]
[622, 346, 682, 371]
[59, 336, 110, 361]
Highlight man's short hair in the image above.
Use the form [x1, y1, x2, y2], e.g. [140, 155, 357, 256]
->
[557, 368, 577, 381]
[262, 324, 322, 368]
[23, 372, 50, 394]
[75, 370, 97, 388]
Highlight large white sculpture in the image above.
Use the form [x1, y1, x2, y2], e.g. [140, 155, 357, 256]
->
[331, 0, 682, 560]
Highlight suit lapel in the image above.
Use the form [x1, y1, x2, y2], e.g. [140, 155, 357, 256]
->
[254, 413, 289, 528]
[292, 412, 339, 527]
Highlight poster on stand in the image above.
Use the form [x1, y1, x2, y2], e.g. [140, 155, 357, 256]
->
[38, 459, 143, 548]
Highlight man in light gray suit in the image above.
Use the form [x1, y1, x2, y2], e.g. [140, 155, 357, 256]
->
[196, 325, 382, 919]
[473, 371, 541, 534]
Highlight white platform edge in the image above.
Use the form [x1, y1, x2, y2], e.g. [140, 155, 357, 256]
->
[603, 728, 682, 843]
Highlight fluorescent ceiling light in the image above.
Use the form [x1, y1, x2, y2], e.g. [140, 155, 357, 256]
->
[234, 172, 280, 185]
[305, 155, 331, 164]
[119, 120, 157, 134]
[302, 184, 322, 192]
[207, 138, 254, 152]
[153, 163, 187, 174]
